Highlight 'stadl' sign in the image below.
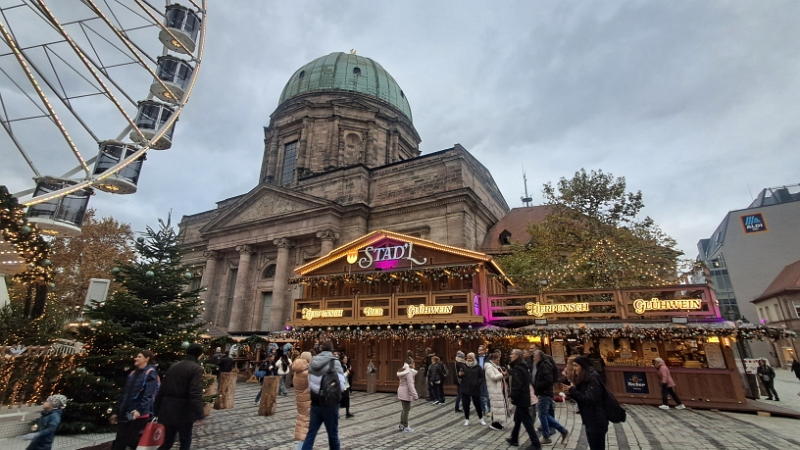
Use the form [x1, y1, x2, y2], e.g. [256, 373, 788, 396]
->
[351, 242, 428, 269]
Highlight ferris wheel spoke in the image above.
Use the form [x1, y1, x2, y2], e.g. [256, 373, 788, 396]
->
[30, 0, 145, 141]
[0, 115, 41, 177]
[0, 19, 91, 176]
[84, 0, 182, 105]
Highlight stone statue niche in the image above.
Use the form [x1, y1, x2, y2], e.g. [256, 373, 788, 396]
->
[345, 133, 363, 166]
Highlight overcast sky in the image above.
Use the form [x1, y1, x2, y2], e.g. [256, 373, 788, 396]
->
[2, 1, 799, 259]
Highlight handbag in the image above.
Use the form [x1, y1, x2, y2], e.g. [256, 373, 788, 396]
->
[255, 370, 266, 379]
[601, 382, 626, 423]
[136, 419, 165, 450]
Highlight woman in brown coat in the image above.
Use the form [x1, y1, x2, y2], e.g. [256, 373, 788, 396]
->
[292, 352, 313, 445]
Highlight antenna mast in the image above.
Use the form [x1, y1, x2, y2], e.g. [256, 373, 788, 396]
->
[521, 171, 532, 207]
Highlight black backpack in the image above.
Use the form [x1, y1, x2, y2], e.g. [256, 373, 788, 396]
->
[602, 382, 626, 423]
[312, 360, 342, 407]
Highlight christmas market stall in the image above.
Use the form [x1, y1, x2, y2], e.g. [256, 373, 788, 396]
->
[280, 230, 796, 407]
[285, 230, 512, 395]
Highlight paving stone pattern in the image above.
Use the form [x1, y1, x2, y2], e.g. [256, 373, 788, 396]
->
[192, 382, 800, 450]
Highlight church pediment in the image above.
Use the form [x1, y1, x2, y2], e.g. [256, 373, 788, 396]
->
[201, 185, 334, 232]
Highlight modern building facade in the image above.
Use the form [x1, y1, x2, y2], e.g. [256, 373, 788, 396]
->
[178, 52, 509, 333]
[696, 184, 800, 363]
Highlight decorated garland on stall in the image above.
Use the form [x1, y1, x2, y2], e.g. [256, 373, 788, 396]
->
[289, 264, 505, 286]
[276, 322, 796, 343]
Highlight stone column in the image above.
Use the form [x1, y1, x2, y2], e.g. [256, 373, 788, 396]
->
[316, 229, 340, 256]
[227, 245, 254, 331]
[268, 238, 293, 331]
[200, 251, 220, 323]
[265, 135, 279, 183]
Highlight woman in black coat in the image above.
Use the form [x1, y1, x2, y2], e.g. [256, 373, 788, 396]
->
[458, 352, 486, 426]
[565, 356, 608, 450]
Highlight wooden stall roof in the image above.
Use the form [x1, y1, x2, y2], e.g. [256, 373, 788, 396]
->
[293, 229, 511, 282]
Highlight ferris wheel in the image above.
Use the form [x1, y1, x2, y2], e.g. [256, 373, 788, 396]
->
[0, 0, 207, 236]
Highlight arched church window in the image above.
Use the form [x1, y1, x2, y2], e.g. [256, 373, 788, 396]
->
[262, 264, 276, 279]
[353, 67, 361, 75]
[298, 70, 305, 79]
[400, 90, 405, 98]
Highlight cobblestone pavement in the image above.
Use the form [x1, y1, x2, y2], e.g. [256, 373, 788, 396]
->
[193, 382, 800, 450]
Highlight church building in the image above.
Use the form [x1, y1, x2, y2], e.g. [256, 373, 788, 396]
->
[178, 52, 510, 332]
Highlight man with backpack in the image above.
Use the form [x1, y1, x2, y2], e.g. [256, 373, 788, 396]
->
[303, 340, 347, 450]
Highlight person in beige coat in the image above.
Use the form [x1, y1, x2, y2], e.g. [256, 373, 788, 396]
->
[484, 350, 510, 431]
[292, 352, 313, 446]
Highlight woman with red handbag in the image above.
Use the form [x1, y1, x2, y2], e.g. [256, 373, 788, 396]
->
[109, 350, 160, 450]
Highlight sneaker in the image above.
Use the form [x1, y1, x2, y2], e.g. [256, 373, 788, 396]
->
[559, 430, 569, 444]
[346, 413, 355, 418]
[454, 409, 462, 413]
[398, 424, 404, 432]
[659, 405, 670, 410]
[539, 438, 552, 445]
[505, 438, 519, 446]
[675, 404, 685, 410]
[403, 427, 414, 432]
[433, 400, 440, 405]
[480, 418, 487, 426]
[463, 420, 470, 426]
[489, 422, 503, 431]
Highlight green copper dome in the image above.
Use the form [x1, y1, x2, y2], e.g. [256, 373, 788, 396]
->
[279, 52, 412, 120]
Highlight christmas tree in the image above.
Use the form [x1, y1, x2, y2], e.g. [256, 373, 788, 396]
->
[60, 216, 204, 433]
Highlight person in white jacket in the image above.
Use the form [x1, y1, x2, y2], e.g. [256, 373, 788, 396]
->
[484, 350, 510, 431]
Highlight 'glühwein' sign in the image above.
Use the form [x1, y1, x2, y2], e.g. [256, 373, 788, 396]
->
[632, 298, 702, 315]
[525, 302, 590, 317]
[347, 242, 428, 270]
[406, 304, 453, 319]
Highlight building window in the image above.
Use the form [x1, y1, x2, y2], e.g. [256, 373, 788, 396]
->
[298, 70, 305, 79]
[794, 301, 800, 318]
[281, 141, 298, 186]
[353, 67, 361, 75]
[499, 230, 512, 245]
[261, 292, 273, 330]
[262, 264, 276, 279]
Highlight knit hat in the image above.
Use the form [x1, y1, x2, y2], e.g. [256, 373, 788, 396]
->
[573, 355, 592, 371]
[456, 351, 465, 358]
[187, 343, 204, 357]
[46, 395, 67, 409]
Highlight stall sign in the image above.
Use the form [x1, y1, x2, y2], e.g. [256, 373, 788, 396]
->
[525, 302, 589, 317]
[350, 242, 428, 269]
[301, 308, 344, 321]
[623, 372, 649, 394]
[362, 307, 385, 317]
[406, 304, 453, 318]
[632, 298, 702, 315]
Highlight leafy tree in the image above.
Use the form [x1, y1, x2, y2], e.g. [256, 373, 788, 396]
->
[497, 169, 681, 292]
[49, 209, 134, 309]
[60, 217, 203, 433]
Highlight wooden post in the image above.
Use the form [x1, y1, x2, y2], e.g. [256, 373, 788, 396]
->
[258, 376, 279, 416]
[366, 372, 377, 393]
[214, 372, 236, 410]
[202, 374, 217, 417]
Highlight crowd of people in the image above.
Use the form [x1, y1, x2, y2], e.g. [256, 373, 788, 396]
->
[26, 338, 799, 450]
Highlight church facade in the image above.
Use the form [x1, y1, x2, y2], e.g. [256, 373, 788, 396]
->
[179, 52, 510, 332]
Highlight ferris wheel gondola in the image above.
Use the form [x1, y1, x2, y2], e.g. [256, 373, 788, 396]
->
[0, 0, 207, 236]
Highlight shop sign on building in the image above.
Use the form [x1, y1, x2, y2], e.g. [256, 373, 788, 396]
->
[362, 307, 385, 317]
[623, 371, 650, 394]
[406, 304, 453, 318]
[740, 213, 768, 234]
[525, 302, 590, 317]
[301, 308, 344, 321]
[349, 242, 428, 269]
[632, 298, 702, 315]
